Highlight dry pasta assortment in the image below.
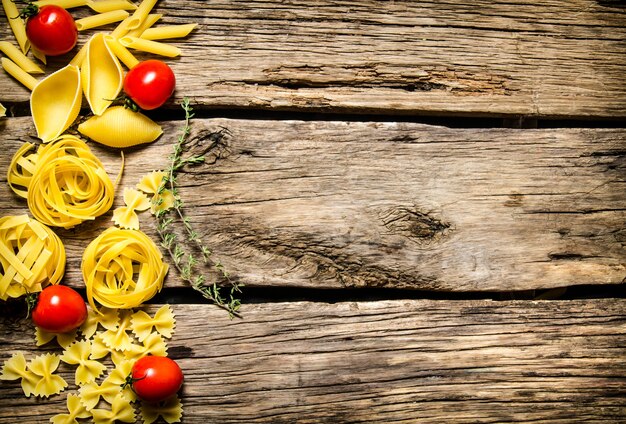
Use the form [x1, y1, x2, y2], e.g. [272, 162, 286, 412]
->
[0, 0, 198, 421]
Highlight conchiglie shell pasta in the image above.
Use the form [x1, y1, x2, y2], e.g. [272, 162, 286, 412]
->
[81, 33, 123, 116]
[78, 106, 163, 148]
[30, 65, 81, 142]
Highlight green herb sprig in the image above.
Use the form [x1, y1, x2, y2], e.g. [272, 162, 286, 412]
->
[154, 98, 242, 318]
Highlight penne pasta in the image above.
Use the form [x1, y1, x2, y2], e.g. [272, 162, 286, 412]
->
[34, 0, 88, 8]
[75, 10, 130, 31]
[0, 103, 5, 117]
[31, 47, 46, 65]
[2, 0, 30, 54]
[1, 58, 38, 91]
[126, 0, 158, 30]
[87, 0, 137, 13]
[69, 41, 88, 66]
[125, 13, 161, 38]
[119, 36, 180, 57]
[104, 35, 139, 69]
[109, 15, 134, 39]
[0, 41, 44, 74]
[140, 23, 197, 40]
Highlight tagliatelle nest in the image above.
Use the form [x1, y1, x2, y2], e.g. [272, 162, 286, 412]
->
[0, 214, 66, 300]
[8, 135, 115, 229]
[81, 227, 168, 312]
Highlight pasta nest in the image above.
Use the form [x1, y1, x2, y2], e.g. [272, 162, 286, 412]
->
[82, 227, 168, 312]
[0, 214, 66, 300]
[8, 134, 115, 229]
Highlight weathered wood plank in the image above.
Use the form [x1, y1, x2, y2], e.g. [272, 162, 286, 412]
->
[1, 299, 625, 423]
[0, 117, 624, 291]
[1, 0, 625, 118]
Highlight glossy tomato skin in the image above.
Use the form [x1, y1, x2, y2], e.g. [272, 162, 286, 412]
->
[123, 60, 176, 110]
[32, 285, 87, 333]
[131, 356, 184, 402]
[25, 5, 77, 56]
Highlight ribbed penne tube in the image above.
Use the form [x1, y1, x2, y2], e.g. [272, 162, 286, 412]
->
[75, 10, 130, 31]
[0, 41, 44, 74]
[78, 106, 163, 148]
[109, 15, 134, 39]
[140, 23, 197, 40]
[31, 47, 46, 65]
[1, 58, 38, 91]
[125, 13, 161, 38]
[69, 41, 88, 67]
[2, 0, 29, 54]
[30, 64, 81, 142]
[81, 33, 123, 115]
[126, 0, 158, 30]
[87, 0, 137, 13]
[104, 35, 139, 69]
[119, 36, 180, 57]
[34, 0, 88, 8]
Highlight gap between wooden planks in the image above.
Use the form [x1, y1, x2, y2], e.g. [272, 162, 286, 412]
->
[1, 300, 625, 423]
[0, 0, 625, 118]
[0, 117, 624, 292]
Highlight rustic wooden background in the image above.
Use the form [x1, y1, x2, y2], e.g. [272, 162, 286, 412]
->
[1, 0, 625, 422]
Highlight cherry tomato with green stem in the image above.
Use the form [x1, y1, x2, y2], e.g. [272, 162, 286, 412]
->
[30, 285, 87, 333]
[22, 4, 78, 56]
[125, 355, 184, 402]
[123, 60, 176, 110]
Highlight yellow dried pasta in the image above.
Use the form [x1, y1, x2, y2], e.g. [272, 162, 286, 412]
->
[25, 135, 115, 229]
[136, 171, 175, 213]
[0, 102, 5, 117]
[60, 340, 107, 385]
[104, 35, 139, 69]
[0, 214, 66, 300]
[0, 352, 39, 397]
[131, 304, 175, 341]
[112, 188, 151, 230]
[76, 10, 130, 31]
[141, 396, 183, 424]
[50, 393, 91, 424]
[78, 105, 163, 148]
[7, 142, 38, 199]
[78, 380, 122, 410]
[1, 57, 39, 90]
[2, 0, 29, 54]
[82, 227, 168, 312]
[141, 23, 197, 41]
[119, 36, 180, 57]
[29, 353, 67, 397]
[35, 326, 78, 348]
[91, 392, 136, 424]
[81, 33, 124, 115]
[31, 64, 81, 142]
[87, 0, 137, 13]
[0, 41, 44, 74]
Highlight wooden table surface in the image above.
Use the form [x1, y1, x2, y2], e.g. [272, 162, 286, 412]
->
[1, 0, 625, 422]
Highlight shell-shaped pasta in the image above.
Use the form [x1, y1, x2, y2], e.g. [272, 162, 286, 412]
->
[81, 33, 124, 115]
[30, 64, 81, 142]
[78, 106, 163, 148]
[141, 396, 183, 424]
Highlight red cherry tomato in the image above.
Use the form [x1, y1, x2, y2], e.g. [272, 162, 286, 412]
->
[123, 60, 176, 110]
[31, 285, 87, 333]
[24, 5, 77, 56]
[129, 356, 183, 402]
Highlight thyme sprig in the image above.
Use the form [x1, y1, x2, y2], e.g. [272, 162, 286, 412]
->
[154, 98, 242, 318]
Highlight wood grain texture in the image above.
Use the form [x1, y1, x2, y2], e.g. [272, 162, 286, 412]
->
[1, 299, 625, 423]
[0, 117, 624, 292]
[1, 0, 625, 118]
